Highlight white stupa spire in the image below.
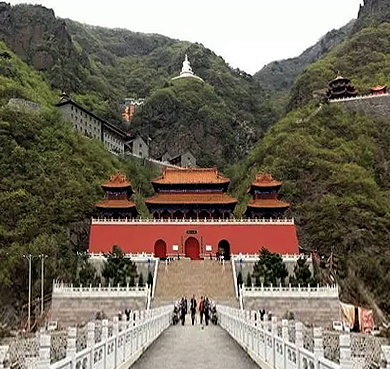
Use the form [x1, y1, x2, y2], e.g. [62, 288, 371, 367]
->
[172, 54, 204, 82]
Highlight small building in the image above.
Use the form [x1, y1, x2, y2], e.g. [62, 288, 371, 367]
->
[245, 174, 290, 219]
[327, 73, 358, 100]
[126, 135, 149, 159]
[94, 172, 138, 219]
[157, 151, 196, 168]
[172, 54, 204, 82]
[371, 85, 387, 96]
[57, 94, 127, 155]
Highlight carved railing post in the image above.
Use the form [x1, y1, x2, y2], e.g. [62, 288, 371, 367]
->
[282, 319, 288, 341]
[113, 316, 119, 368]
[381, 345, 390, 369]
[295, 321, 303, 368]
[271, 316, 277, 367]
[340, 334, 352, 369]
[102, 319, 108, 341]
[314, 327, 324, 367]
[87, 322, 95, 348]
[66, 327, 77, 367]
[0, 346, 9, 369]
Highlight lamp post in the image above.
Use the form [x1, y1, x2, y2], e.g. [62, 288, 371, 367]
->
[39, 255, 48, 316]
[23, 254, 32, 332]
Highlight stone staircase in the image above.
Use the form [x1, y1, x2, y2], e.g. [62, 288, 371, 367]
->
[152, 259, 238, 307]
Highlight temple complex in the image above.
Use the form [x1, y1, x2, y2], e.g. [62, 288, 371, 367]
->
[145, 168, 237, 219]
[89, 169, 299, 259]
[327, 74, 358, 100]
[172, 54, 204, 82]
[245, 174, 290, 219]
[94, 172, 138, 219]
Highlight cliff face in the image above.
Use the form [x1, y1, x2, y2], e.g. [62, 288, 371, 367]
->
[353, 0, 390, 33]
[0, 2, 88, 91]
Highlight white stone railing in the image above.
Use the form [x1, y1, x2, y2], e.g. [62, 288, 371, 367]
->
[91, 217, 295, 225]
[232, 253, 305, 262]
[52, 282, 150, 298]
[89, 252, 156, 261]
[0, 306, 172, 369]
[242, 284, 339, 298]
[218, 305, 348, 369]
[329, 92, 390, 103]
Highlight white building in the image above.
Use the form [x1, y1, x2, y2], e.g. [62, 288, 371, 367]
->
[172, 54, 204, 82]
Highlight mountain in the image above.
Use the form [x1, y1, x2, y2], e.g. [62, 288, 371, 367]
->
[0, 40, 157, 333]
[253, 20, 355, 114]
[231, 17, 390, 317]
[0, 2, 277, 167]
[352, 0, 390, 33]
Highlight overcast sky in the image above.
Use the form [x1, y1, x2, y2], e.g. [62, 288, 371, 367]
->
[8, 0, 363, 74]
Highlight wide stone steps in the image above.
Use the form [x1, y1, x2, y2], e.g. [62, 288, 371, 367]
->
[152, 259, 237, 307]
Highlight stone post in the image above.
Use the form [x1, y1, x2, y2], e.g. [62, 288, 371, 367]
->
[271, 316, 277, 367]
[282, 319, 289, 341]
[381, 345, 390, 369]
[87, 322, 95, 348]
[0, 346, 9, 369]
[314, 327, 324, 366]
[295, 322, 303, 348]
[38, 333, 51, 369]
[340, 334, 353, 369]
[66, 327, 77, 367]
[113, 316, 119, 368]
[102, 319, 108, 341]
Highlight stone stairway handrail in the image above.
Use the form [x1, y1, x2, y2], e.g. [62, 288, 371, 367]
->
[242, 284, 339, 298]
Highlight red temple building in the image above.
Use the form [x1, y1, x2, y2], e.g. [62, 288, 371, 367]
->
[89, 169, 299, 259]
[245, 174, 290, 218]
[327, 74, 358, 100]
[94, 172, 138, 219]
[145, 168, 237, 220]
[371, 85, 387, 96]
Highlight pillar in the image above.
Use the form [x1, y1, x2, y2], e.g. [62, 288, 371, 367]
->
[0, 346, 9, 369]
[38, 333, 51, 369]
[295, 322, 303, 348]
[314, 327, 324, 366]
[66, 327, 77, 366]
[271, 316, 277, 367]
[340, 334, 352, 369]
[87, 322, 95, 348]
[102, 319, 108, 341]
[282, 319, 288, 341]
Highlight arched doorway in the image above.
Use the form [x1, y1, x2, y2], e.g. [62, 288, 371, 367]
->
[185, 237, 200, 260]
[218, 240, 230, 261]
[154, 239, 167, 259]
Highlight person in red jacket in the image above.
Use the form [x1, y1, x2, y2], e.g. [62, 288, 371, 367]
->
[199, 296, 205, 329]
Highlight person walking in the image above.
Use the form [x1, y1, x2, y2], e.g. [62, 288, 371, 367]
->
[199, 296, 205, 329]
[190, 294, 197, 325]
[180, 297, 186, 326]
[204, 297, 210, 326]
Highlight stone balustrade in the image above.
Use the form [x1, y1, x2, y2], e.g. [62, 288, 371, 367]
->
[91, 217, 295, 225]
[329, 92, 390, 103]
[217, 305, 388, 369]
[242, 284, 339, 298]
[89, 252, 156, 261]
[0, 306, 172, 369]
[52, 282, 150, 298]
[232, 253, 306, 262]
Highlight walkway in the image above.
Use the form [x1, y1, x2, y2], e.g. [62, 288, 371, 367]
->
[131, 319, 259, 369]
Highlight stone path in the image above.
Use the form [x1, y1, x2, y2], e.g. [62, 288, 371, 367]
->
[131, 318, 259, 369]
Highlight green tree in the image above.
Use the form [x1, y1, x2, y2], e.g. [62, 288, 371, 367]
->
[102, 246, 138, 286]
[246, 272, 252, 287]
[291, 257, 315, 287]
[138, 272, 145, 287]
[252, 247, 288, 286]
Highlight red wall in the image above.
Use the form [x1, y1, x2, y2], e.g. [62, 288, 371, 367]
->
[89, 223, 299, 256]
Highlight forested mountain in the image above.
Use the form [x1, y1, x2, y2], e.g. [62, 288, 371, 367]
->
[0, 2, 277, 167]
[229, 0, 390, 318]
[0, 41, 157, 333]
[253, 20, 355, 115]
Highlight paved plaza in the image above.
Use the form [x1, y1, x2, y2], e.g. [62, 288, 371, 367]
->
[131, 317, 259, 369]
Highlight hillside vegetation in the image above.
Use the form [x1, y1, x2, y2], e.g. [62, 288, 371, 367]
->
[0, 42, 156, 333]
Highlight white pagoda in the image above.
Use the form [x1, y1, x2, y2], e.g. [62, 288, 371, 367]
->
[172, 54, 204, 82]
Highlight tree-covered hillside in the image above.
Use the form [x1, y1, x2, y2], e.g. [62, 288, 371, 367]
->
[289, 23, 390, 110]
[0, 42, 157, 333]
[0, 3, 278, 166]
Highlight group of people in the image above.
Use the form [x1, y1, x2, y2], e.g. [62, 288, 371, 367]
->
[175, 295, 214, 328]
